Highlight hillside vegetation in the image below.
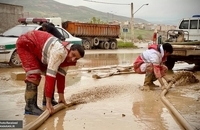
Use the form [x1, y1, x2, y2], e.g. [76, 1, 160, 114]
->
[0, 0, 148, 23]
[1, 1, 153, 40]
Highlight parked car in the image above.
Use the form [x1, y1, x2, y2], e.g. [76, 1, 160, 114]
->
[0, 23, 82, 67]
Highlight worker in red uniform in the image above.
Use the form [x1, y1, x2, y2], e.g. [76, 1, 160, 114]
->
[133, 43, 173, 90]
[16, 30, 85, 115]
[40, 22, 65, 107]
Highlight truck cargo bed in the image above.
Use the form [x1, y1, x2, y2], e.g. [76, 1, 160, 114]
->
[62, 21, 120, 38]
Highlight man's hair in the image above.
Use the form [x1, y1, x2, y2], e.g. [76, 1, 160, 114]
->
[162, 43, 173, 54]
[71, 44, 85, 57]
[42, 22, 55, 27]
[42, 22, 48, 28]
[48, 23, 55, 27]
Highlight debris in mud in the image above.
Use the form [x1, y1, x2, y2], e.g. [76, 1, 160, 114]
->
[122, 114, 126, 117]
[172, 71, 199, 86]
[0, 77, 10, 81]
[92, 66, 135, 79]
[195, 96, 199, 101]
[68, 84, 130, 104]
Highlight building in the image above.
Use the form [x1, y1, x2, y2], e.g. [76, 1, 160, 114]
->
[0, 3, 23, 33]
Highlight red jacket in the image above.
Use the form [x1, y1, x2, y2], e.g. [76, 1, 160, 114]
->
[17, 30, 76, 98]
[134, 44, 167, 78]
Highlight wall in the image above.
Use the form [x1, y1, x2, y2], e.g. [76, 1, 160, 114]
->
[0, 3, 23, 33]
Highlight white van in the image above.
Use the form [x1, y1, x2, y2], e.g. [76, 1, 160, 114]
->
[177, 15, 200, 41]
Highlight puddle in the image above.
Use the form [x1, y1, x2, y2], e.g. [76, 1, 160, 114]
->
[78, 53, 138, 68]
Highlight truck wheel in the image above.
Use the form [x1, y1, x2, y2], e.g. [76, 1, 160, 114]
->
[9, 51, 22, 67]
[99, 42, 104, 49]
[104, 42, 110, 50]
[165, 56, 175, 70]
[93, 37, 99, 46]
[110, 42, 116, 49]
[83, 40, 91, 50]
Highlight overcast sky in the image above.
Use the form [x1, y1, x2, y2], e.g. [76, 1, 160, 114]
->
[54, 0, 200, 25]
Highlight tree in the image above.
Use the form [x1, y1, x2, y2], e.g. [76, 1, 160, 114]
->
[90, 17, 105, 24]
[137, 34, 143, 40]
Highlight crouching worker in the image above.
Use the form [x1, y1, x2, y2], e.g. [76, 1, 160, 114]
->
[133, 43, 173, 91]
[16, 30, 85, 115]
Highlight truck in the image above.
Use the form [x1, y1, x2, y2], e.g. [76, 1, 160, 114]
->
[162, 15, 200, 70]
[62, 21, 120, 50]
[43, 17, 120, 50]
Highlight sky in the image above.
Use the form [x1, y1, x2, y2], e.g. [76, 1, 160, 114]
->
[54, 0, 200, 25]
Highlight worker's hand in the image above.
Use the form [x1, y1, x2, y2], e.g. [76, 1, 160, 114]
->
[58, 93, 67, 105]
[46, 98, 54, 114]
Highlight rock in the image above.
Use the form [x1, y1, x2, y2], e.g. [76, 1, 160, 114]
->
[122, 114, 126, 117]
[11, 72, 26, 80]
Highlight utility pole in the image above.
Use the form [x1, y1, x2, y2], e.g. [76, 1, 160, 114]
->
[131, 3, 149, 44]
[130, 3, 134, 43]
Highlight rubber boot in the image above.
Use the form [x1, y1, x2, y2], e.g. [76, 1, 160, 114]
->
[42, 88, 58, 106]
[24, 82, 44, 115]
[149, 74, 159, 87]
[140, 72, 152, 91]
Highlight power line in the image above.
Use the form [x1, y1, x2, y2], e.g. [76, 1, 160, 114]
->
[83, 0, 130, 5]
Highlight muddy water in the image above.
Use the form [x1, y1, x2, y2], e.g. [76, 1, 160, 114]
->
[0, 49, 199, 130]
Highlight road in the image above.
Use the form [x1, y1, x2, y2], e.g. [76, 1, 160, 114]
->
[0, 44, 199, 130]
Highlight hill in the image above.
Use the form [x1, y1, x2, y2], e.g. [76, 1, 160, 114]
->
[0, 0, 149, 23]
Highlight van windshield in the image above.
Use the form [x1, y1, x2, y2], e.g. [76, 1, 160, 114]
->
[179, 20, 189, 29]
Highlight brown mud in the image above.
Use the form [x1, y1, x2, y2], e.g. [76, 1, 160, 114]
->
[0, 47, 200, 130]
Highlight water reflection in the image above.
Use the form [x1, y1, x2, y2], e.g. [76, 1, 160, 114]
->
[81, 53, 139, 68]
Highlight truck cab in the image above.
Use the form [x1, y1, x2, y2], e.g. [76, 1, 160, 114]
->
[164, 15, 200, 70]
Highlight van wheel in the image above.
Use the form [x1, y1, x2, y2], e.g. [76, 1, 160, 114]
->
[83, 40, 91, 50]
[9, 51, 22, 67]
[165, 56, 175, 70]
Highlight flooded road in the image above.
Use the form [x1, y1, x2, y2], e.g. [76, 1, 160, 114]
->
[0, 47, 200, 130]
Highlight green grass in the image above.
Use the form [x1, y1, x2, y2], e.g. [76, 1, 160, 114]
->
[117, 41, 137, 48]
[118, 29, 153, 48]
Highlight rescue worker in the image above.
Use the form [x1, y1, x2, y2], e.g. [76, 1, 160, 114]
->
[41, 22, 65, 41]
[16, 30, 85, 115]
[133, 43, 173, 90]
[41, 22, 65, 107]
